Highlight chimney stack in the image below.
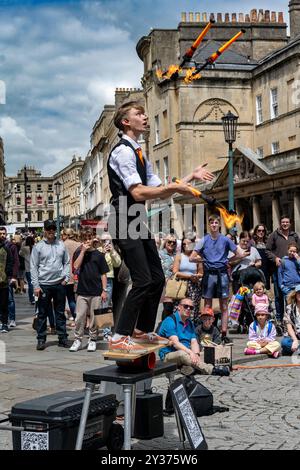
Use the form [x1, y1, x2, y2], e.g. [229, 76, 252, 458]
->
[181, 12, 187, 22]
[258, 9, 264, 22]
[232, 13, 237, 23]
[271, 11, 277, 22]
[250, 9, 258, 22]
[217, 13, 222, 22]
[265, 10, 270, 22]
[225, 13, 230, 23]
[278, 12, 284, 23]
[195, 12, 200, 22]
[239, 13, 244, 22]
[289, 1, 300, 39]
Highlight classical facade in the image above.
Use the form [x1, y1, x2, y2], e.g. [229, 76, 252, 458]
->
[0, 138, 5, 224]
[4, 167, 54, 229]
[53, 155, 84, 230]
[135, 3, 300, 233]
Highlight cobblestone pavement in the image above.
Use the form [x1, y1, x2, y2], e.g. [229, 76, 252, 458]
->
[0, 294, 299, 450]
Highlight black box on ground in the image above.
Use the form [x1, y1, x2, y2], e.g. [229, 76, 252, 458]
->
[9, 390, 123, 451]
[133, 392, 164, 439]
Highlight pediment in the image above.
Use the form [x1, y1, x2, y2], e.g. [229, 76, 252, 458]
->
[213, 147, 273, 188]
[194, 98, 239, 123]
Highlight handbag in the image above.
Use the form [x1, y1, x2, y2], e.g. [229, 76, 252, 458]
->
[94, 308, 114, 329]
[165, 273, 188, 300]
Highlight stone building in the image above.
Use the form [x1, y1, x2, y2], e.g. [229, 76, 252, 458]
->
[4, 167, 54, 230]
[0, 138, 5, 224]
[135, 2, 300, 233]
[53, 156, 84, 230]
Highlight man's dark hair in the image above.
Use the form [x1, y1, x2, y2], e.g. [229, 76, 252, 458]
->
[280, 214, 291, 222]
[0, 227, 7, 233]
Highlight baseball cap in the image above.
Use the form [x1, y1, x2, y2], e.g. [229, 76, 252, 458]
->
[200, 307, 215, 318]
[44, 219, 56, 231]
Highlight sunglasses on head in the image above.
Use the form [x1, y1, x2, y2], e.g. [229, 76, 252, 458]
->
[181, 304, 193, 310]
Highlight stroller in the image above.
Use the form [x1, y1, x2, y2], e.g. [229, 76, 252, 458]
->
[230, 267, 282, 335]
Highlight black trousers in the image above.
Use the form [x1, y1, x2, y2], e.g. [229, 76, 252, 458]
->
[115, 237, 165, 336]
[37, 284, 67, 341]
[0, 287, 9, 325]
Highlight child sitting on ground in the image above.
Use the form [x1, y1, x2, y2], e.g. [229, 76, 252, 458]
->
[251, 281, 269, 309]
[244, 303, 281, 358]
[195, 307, 221, 347]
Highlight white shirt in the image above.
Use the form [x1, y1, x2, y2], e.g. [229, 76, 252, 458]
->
[109, 135, 162, 191]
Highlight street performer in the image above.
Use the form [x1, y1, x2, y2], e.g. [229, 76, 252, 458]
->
[107, 100, 214, 352]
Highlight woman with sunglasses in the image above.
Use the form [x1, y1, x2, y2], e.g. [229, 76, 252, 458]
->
[253, 224, 271, 290]
[159, 235, 177, 320]
[173, 235, 203, 321]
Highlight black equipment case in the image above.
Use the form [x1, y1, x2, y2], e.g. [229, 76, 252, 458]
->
[9, 390, 123, 451]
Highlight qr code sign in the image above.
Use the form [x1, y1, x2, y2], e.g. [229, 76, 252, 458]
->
[21, 431, 49, 450]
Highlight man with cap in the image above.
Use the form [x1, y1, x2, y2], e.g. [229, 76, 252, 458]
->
[195, 307, 222, 347]
[244, 303, 281, 357]
[31, 220, 70, 350]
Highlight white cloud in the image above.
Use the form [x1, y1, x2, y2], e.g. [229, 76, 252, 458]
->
[0, 0, 289, 176]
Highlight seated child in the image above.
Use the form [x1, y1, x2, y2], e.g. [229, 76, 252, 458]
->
[252, 281, 269, 309]
[195, 307, 221, 347]
[244, 303, 281, 358]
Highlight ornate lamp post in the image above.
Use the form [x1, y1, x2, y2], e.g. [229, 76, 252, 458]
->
[54, 181, 62, 238]
[221, 110, 238, 212]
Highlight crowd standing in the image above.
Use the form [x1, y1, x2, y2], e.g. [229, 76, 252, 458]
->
[0, 212, 299, 363]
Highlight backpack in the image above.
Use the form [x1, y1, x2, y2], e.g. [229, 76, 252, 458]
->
[0, 246, 8, 285]
[253, 320, 272, 336]
[156, 313, 177, 335]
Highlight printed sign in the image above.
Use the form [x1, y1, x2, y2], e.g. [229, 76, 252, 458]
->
[169, 378, 207, 450]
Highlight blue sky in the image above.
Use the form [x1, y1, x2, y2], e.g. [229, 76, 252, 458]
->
[0, 0, 289, 176]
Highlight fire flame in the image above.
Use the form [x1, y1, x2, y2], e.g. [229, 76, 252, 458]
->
[156, 65, 181, 80]
[184, 68, 201, 84]
[217, 206, 244, 229]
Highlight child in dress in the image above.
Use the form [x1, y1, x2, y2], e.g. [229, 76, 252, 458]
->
[244, 303, 281, 358]
[252, 281, 269, 309]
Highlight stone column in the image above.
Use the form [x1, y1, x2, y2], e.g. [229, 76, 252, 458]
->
[272, 195, 281, 231]
[195, 204, 205, 238]
[294, 191, 300, 234]
[252, 196, 261, 228]
[235, 200, 244, 233]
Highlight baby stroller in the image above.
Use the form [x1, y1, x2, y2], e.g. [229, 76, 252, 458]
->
[230, 267, 264, 334]
[230, 267, 283, 335]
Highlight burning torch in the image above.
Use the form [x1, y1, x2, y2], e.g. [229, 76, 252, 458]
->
[172, 178, 244, 229]
[191, 29, 246, 78]
[160, 20, 215, 80]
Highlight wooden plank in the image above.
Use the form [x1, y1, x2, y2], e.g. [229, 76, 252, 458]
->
[102, 344, 161, 360]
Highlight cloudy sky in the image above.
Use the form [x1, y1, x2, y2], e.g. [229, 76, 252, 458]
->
[0, 0, 289, 176]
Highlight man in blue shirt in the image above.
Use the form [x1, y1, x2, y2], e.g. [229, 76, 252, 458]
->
[190, 214, 245, 343]
[158, 297, 230, 376]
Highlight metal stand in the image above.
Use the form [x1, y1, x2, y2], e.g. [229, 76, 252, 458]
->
[76, 362, 177, 451]
[166, 371, 185, 448]
[75, 383, 95, 450]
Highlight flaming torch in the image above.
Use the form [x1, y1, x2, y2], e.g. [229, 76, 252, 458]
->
[157, 20, 215, 81]
[172, 178, 244, 229]
[190, 29, 246, 78]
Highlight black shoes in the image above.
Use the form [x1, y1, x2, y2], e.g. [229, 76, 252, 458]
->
[36, 340, 46, 351]
[58, 338, 69, 348]
[212, 365, 230, 377]
[221, 335, 233, 345]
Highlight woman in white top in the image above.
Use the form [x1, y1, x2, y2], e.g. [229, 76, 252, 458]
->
[173, 236, 202, 321]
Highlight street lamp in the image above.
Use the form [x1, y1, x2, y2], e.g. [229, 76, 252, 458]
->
[221, 110, 238, 213]
[54, 181, 62, 238]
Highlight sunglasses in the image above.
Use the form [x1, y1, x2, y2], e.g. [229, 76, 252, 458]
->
[167, 241, 176, 245]
[181, 304, 193, 310]
[257, 229, 265, 232]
